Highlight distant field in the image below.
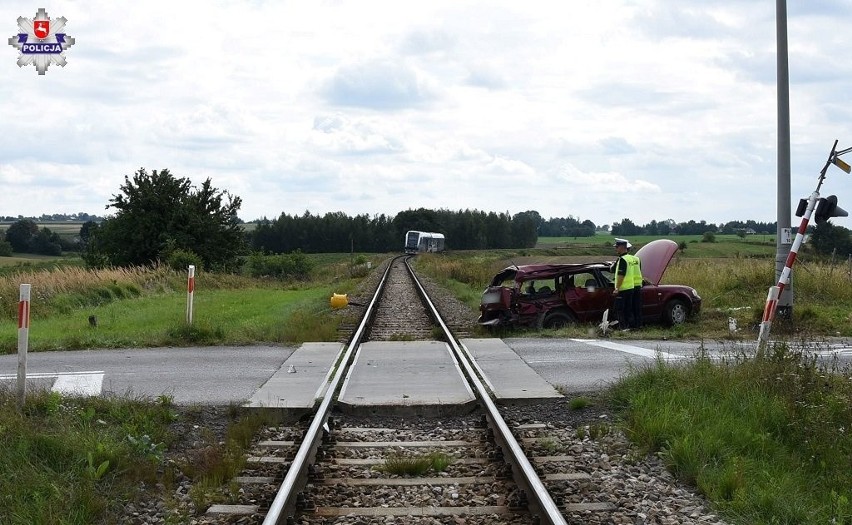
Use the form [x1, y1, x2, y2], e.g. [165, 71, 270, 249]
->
[0, 221, 84, 241]
[0, 254, 76, 267]
[536, 235, 776, 258]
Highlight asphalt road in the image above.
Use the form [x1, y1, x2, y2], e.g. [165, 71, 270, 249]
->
[1, 338, 850, 404]
[0, 346, 295, 404]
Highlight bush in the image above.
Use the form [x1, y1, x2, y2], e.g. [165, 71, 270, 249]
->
[165, 249, 204, 272]
[243, 251, 313, 280]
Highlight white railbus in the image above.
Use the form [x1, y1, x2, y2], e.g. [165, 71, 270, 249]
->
[404, 230, 445, 253]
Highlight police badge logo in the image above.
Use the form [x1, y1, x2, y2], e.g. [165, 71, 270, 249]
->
[8, 8, 75, 75]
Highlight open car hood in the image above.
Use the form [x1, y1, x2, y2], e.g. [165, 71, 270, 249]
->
[635, 239, 679, 285]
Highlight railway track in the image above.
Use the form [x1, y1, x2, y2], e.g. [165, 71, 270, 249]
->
[189, 256, 726, 525]
[366, 257, 435, 341]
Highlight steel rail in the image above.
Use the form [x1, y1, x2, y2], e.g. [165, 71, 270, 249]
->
[261, 255, 402, 525]
[404, 258, 568, 525]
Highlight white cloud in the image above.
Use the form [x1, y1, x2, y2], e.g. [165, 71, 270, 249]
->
[1, 0, 852, 228]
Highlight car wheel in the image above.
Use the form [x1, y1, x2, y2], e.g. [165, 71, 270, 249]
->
[664, 299, 688, 325]
[542, 311, 577, 329]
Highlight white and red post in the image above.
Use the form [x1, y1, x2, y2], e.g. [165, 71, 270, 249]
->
[186, 265, 195, 324]
[756, 192, 817, 348]
[17, 284, 31, 409]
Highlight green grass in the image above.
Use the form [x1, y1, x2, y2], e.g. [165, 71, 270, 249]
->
[0, 390, 178, 524]
[0, 254, 84, 269]
[0, 389, 277, 524]
[568, 396, 592, 410]
[377, 452, 454, 475]
[0, 287, 341, 353]
[0, 252, 381, 353]
[608, 345, 852, 525]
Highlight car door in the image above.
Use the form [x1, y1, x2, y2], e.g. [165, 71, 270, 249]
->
[564, 270, 610, 321]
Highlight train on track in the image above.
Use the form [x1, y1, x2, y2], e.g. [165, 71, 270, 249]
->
[404, 230, 445, 253]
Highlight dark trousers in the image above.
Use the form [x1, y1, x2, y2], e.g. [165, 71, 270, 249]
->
[615, 289, 634, 329]
[630, 286, 642, 328]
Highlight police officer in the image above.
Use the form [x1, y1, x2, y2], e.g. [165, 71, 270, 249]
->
[611, 238, 635, 330]
[626, 243, 643, 329]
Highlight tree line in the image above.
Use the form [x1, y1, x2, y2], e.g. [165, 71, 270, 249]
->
[537, 216, 777, 237]
[0, 212, 105, 223]
[2, 168, 849, 268]
[250, 208, 539, 254]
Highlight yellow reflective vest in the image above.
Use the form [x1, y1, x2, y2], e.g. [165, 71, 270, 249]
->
[627, 254, 642, 288]
[615, 255, 632, 291]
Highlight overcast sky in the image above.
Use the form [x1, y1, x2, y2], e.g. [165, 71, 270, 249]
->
[3, 1, 852, 228]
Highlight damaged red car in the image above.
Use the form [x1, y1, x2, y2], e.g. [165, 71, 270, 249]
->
[478, 239, 701, 329]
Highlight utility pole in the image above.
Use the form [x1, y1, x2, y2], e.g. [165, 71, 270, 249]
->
[775, 0, 793, 320]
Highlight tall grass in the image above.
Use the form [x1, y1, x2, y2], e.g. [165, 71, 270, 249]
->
[608, 345, 852, 524]
[663, 256, 852, 335]
[0, 265, 181, 320]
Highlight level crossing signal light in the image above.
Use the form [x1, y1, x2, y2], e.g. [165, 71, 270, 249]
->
[815, 195, 848, 224]
[795, 194, 848, 224]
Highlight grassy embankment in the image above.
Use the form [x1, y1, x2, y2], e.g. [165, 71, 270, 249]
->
[414, 241, 852, 525]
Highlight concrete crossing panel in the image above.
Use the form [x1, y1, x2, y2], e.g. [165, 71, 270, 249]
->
[338, 341, 476, 415]
[461, 338, 562, 402]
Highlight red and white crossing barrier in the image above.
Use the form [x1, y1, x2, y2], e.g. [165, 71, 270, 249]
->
[757, 193, 815, 347]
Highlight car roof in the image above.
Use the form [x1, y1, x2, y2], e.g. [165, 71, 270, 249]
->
[490, 262, 611, 284]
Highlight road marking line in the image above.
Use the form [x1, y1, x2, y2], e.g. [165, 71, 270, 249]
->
[811, 348, 852, 357]
[571, 339, 687, 360]
[0, 371, 105, 396]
